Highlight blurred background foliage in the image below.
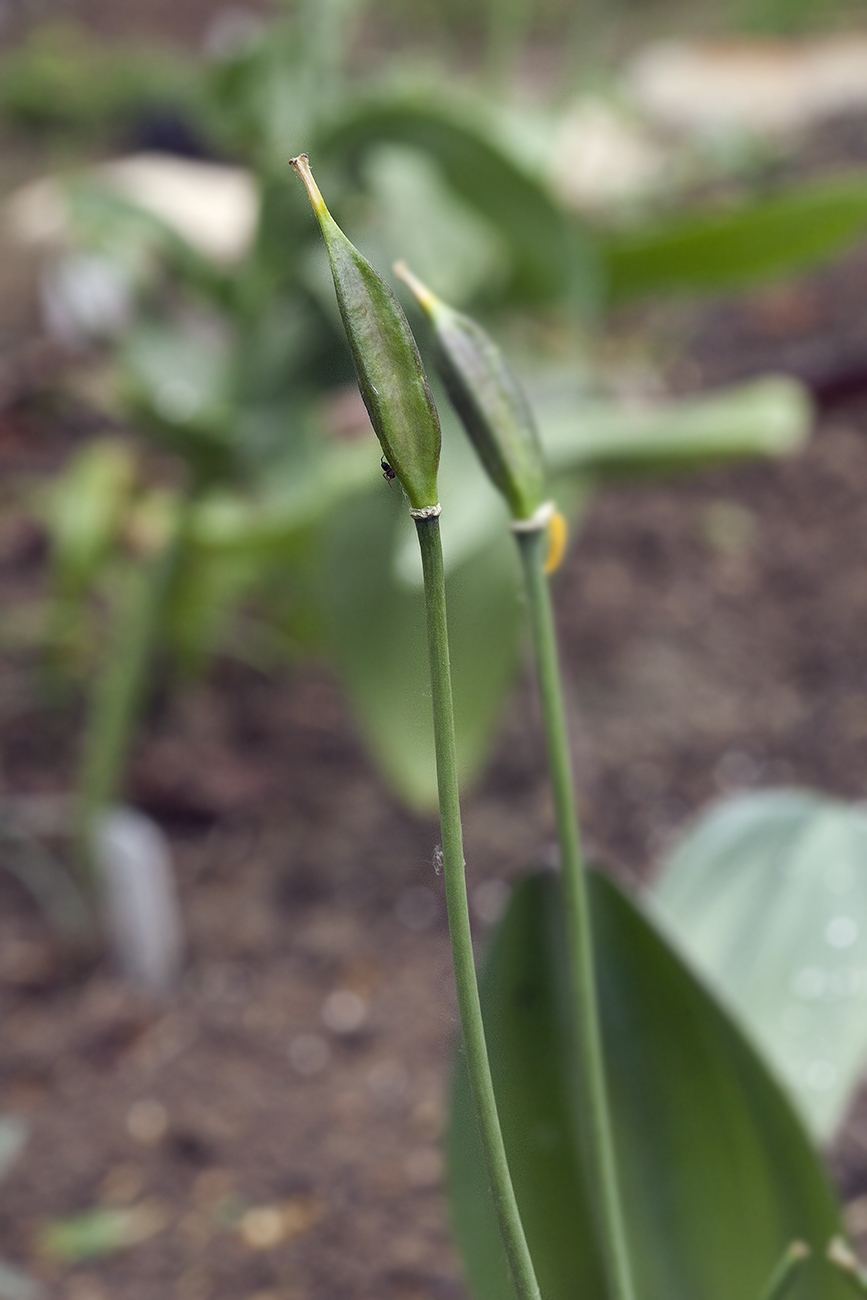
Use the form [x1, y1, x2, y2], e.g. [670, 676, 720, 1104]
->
[1, 0, 866, 845]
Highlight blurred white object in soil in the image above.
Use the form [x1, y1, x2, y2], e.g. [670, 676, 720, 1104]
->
[4, 153, 257, 344]
[40, 252, 134, 347]
[6, 153, 258, 264]
[551, 97, 669, 210]
[627, 35, 867, 136]
[96, 806, 185, 993]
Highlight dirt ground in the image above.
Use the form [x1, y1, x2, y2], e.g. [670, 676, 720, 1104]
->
[5, 9, 867, 1300]
[4, 241, 867, 1300]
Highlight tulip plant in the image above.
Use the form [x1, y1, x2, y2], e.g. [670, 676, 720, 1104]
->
[291, 153, 865, 1300]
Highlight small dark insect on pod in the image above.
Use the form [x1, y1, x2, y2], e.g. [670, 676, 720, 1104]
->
[381, 458, 397, 483]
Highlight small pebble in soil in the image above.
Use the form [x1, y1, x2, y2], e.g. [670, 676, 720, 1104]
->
[240, 1205, 285, 1250]
[288, 1032, 330, 1076]
[240, 1196, 323, 1249]
[845, 1193, 867, 1236]
[126, 1098, 168, 1145]
[713, 748, 763, 791]
[321, 988, 367, 1034]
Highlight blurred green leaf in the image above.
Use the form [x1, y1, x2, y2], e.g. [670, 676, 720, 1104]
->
[448, 871, 846, 1300]
[534, 376, 811, 476]
[189, 440, 375, 554]
[602, 173, 867, 302]
[321, 471, 523, 809]
[363, 144, 510, 306]
[0, 22, 196, 137]
[316, 94, 601, 309]
[43, 440, 137, 597]
[121, 321, 237, 476]
[40, 1203, 163, 1262]
[651, 788, 867, 1141]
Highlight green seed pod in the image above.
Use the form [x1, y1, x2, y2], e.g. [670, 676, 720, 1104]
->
[290, 155, 441, 514]
[395, 261, 546, 523]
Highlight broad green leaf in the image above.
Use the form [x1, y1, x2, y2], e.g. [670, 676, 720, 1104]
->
[449, 871, 847, 1300]
[42, 439, 136, 595]
[121, 321, 237, 477]
[533, 375, 810, 476]
[189, 441, 375, 554]
[652, 788, 867, 1140]
[362, 145, 509, 308]
[316, 95, 600, 309]
[39, 1203, 164, 1262]
[321, 475, 523, 810]
[602, 173, 867, 302]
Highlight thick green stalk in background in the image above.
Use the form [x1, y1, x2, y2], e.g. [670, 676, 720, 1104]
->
[417, 514, 540, 1300]
[517, 525, 636, 1300]
[75, 504, 183, 880]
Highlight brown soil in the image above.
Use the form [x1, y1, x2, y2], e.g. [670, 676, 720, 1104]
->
[4, 253, 867, 1297]
[5, 12, 867, 1298]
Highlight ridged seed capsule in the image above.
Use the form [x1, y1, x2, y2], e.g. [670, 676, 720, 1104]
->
[395, 261, 567, 570]
[290, 155, 441, 514]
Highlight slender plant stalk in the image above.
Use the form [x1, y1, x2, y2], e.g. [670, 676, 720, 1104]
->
[757, 1241, 810, 1300]
[516, 526, 636, 1300]
[416, 514, 541, 1300]
[75, 506, 185, 881]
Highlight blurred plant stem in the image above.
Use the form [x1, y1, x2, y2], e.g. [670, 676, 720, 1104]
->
[757, 1241, 810, 1300]
[415, 512, 541, 1300]
[75, 501, 186, 882]
[516, 525, 636, 1300]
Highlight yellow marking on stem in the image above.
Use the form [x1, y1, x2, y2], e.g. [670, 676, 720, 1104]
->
[544, 510, 568, 574]
[289, 153, 327, 218]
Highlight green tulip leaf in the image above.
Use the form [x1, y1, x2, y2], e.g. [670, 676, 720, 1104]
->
[42, 439, 137, 596]
[652, 788, 867, 1141]
[602, 172, 867, 302]
[533, 375, 811, 477]
[316, 94, 600, 309]
[321, 471, 522, 810]
[448, 871, 847, 1300]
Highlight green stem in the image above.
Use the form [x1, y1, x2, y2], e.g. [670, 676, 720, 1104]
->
[757, 1241, 810, 1300]
[415, 514, 541, 1300]
[75, 504, 185, 882]
[516, 527, 635, 1300]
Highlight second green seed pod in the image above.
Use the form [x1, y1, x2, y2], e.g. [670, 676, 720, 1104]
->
[395, 262, 546, 523]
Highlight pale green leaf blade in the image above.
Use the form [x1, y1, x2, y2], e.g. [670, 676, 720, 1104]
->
[652, 788, 867, 1139]
[320, 481, 523, 810]
[534, 376, 811, 477]
[602, 173, 867, 302]
[448, 872, 847, 1300]
[316, 94, 600, 308]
